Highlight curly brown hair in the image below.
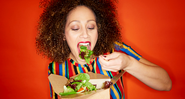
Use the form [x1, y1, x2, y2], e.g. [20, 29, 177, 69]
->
[36, 0, 122, 63]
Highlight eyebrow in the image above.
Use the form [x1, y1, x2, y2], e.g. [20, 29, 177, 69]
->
[67, 20, 96, 26]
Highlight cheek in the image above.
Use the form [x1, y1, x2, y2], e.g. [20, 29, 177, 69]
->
[65, 32, 74, 47]
[65, 30, 75, 41]
[65, 31, 79, 50]
[94, 32, 98, 42]
[92, 31, 98, 47]
[65, 30, 70, 39]
[96, 32, 98, 40]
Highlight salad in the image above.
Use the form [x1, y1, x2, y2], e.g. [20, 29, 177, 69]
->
[59, 73, 96, 96]
[79, 46, 93, 64]
[59, 73, 113, 96]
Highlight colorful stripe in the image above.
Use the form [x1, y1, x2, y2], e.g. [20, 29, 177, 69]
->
[82, 65, 88, 73]
[52, 62, 56, 74]
[96, 58, 104, 74]
[73, 64, 78, 74]
[114, 41, 141, 60]
[48, 42, 141, 99]
[65, 60, 69, 79]
[110, 88, 117, 99]
[78, 64, 84, 73]
[62, 62, 65, 76]
[93, 60, 97, 73]
[111, 84, 120, 99]
[49, 58, 125, 99]
[95, 58, 100, 74]
[58, 63, 62, 75]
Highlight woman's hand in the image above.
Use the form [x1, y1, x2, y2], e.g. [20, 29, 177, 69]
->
[99, 52, 172, 91]
[99, 52, 132, 72]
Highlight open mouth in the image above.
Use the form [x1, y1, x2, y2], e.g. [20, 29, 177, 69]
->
[77, 41, 91, 54]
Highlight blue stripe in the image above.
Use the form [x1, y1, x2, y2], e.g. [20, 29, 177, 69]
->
[115, 43, 141, 60]
[59, 63, 62, 76]
[78, 64, 84, 73]
[110, 88, 117, 99]
[106, 71, 111, 77]
[65, 61, 67, 78]
[96, 57, 104, 75]
[114, 84, 121, 99]
[114, 83, 122, 99]
[49, 83, 53, 98]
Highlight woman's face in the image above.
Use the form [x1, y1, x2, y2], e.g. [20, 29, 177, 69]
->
[65, 6, 98, 65]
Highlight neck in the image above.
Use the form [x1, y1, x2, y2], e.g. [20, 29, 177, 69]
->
[69, 53, 86, 65]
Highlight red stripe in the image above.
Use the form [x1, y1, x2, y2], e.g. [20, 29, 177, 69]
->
[116, 78, 124, 98]
[55, 62, 59, 75]
[67, 59, 74, 78]
[95, 58, 100, 74]
[111, 71, 124, 99]
[75, 62, 78, 66]
[82, 67, 86, 73]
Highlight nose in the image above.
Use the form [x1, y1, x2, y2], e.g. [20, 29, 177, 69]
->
[80, 28, 88, 38]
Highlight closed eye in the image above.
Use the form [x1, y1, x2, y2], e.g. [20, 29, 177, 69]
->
[88, 27, 94, 30]
[72, 28, 79, 31]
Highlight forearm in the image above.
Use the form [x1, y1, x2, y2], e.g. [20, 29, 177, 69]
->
[124, 56, 172, 91]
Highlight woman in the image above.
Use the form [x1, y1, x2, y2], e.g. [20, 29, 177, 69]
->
[36, 0, 172, 99]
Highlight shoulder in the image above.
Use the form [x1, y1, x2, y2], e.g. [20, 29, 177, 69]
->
[48, 61, 63, 74]
[113, 41, 142, 60]
[114, 41, 130, 49]
[113, 41, 131, 52]
[48, 61, 55, 74]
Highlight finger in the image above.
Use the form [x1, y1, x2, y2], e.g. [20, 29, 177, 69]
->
[103, 52, 119, 61]
[99, 55, 114, 66]
[101, 62, 120, 70]
[100, 55, 122, 67]
[98, 56, 107, 67]
[99, 55, 109, 61]
[101, 57, 124, 71]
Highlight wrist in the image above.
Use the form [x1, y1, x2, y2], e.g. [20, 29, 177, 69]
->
[124, 56, 136, 71]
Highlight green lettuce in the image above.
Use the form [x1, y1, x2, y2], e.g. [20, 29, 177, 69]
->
[79, 46, 93, 64]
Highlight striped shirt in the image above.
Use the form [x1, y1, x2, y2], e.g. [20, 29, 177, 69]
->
[48, 42, 141, 99]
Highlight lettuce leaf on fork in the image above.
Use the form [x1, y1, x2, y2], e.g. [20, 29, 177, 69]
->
[79, 46, 93, 64]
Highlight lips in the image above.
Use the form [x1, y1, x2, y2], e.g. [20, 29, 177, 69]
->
[77, 41, 91, 53]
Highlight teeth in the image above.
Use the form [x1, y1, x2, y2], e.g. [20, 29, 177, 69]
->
[79, 43, 89, 46]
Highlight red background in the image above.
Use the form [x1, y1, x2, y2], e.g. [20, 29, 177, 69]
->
[0, 0, 184, 99]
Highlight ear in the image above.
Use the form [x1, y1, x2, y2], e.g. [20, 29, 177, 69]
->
[63, 35, 66, 41]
